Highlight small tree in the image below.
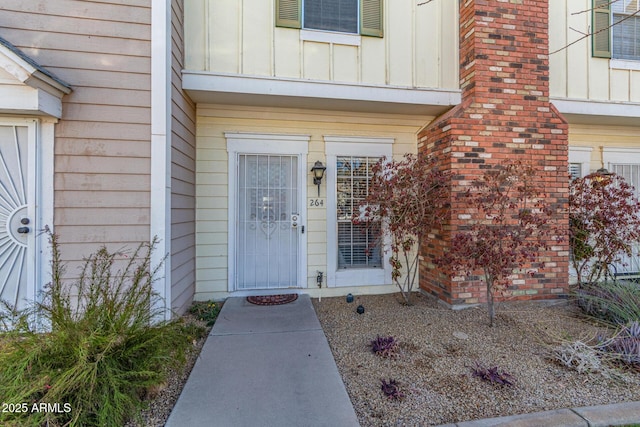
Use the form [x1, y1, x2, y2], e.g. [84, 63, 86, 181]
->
[569, 172, 640, 286]
[357, 154, 449, 305]
[442, 161, 554, 326]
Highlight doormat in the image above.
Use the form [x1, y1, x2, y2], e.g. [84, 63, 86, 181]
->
[247, 294, 298, 306]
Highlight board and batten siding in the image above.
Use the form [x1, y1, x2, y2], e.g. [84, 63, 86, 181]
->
[171, 0, 198, 315]
[549, 0, 640, 103]
[195, 104, 428, 301]
[0, 1, 152, 267]
[184, 0, 458, 90]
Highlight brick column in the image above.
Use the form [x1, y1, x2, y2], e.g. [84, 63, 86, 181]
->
[419, 0, 569, 306]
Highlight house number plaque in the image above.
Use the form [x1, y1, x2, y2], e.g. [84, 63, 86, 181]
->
[308, 198, 325, 208]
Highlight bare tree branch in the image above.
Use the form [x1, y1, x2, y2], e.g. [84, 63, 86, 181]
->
[569, 26, 589, 36]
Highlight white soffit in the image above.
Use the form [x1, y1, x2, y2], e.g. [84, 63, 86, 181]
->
[0, 38, 71, 118]
[182, 71, 462, 115]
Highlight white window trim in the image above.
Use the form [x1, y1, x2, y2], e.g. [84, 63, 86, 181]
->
[225, 132, 310, 293]
[610, 59, 640, 71]
[300, 29, 362, 46]
[603, 147, 640, 168]
[325, 136, 394, 287]
[568, 146, 593, 178]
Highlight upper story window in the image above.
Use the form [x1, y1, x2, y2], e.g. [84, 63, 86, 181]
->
[612, 0, 640, 60]
[276, 0, 383, 37]
[305, 0, 357, 33]
[592, 0, 640, 60]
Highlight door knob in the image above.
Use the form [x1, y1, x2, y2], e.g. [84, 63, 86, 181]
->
[20, 217, 30, 225]
[17, 227, 30, 234]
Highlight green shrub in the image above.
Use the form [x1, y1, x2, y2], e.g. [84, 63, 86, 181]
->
[189, 300, 222, 326]
[575, 280, 640, 325]
[0, 232, 204, 427]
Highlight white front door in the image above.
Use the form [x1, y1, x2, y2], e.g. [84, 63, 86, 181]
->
[0, 121, 37, 311]
[235, 154, 301, 290]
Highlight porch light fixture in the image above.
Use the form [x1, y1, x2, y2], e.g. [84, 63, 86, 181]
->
[594, 167, 612, 183]
[595, 146, 612, 181]
[311, 161, 326, 196]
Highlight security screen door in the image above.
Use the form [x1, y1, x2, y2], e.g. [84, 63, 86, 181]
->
[0, 123, 35, 311]
[236, 154, 300, 290]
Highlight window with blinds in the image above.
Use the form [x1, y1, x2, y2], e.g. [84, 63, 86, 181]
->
[305, 0, 358, 33]
[336, 156, 382, 269]
[569, 163, 583, 180]
[276, 0, 383, 37]
[612, 0, 640, 60]
[610, 163, 640, 275]
[611, 163, 640, 198]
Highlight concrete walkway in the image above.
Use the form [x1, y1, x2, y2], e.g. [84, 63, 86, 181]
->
[437, 401, 640, 426]
[165, 294, 359, 427]
[167, 294, 640, 427]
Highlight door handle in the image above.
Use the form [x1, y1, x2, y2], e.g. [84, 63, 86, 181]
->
[17, 227, 30, 234]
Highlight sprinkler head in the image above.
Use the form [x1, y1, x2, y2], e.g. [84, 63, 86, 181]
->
[346, 293, 354, 303]
[356, 305, 365, 314]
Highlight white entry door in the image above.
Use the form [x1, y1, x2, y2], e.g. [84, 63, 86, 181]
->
[236, 154, 301, 290]
[0, 121, 37, 311]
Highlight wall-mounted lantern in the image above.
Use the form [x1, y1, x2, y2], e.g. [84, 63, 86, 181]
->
[311, 161, 326, 197]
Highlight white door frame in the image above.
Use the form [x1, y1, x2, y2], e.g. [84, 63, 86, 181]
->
[226, 132, 309, 294]
[0, 117, 53, 309]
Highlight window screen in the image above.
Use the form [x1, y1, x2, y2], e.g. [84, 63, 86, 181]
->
[611, 163, 640, 198]
[336, 156, 382, 269]
[569, 163, 583, 181]
[304, 0, 358, 33]
[612, 0, 640, 60]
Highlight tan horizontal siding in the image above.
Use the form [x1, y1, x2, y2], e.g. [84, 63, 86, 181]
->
[1, 1, 153, 263]
[0, 10, 149, 40]
[64, 88, 150, 107]
[55, 156, 150, 174]
[55, 173, 150, 192]
[0, 28, 150, 57]
[55, 121, 151, 140]
[55, 191, 150, 208]
[57, 207, 151, 226]
[55, 139, 149, 157]
[20, 49, 150, 75]
[3, 1, 150, 24]
[54, 225, 150, 243]
[58, 105, 151, 124]
[170, 0, 197, 315]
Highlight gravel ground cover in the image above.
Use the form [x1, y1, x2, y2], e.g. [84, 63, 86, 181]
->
[312, 292, 640, 426]
[125, 314, 211, 427]
[129, 292, 640, 427]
